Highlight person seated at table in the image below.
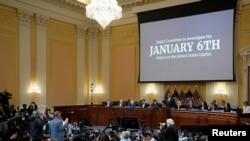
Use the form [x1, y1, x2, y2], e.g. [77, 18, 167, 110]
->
[208, 101, 218, 111]
[186, 99, 194, 110]
[129, 100, 137, 108]
[224, 102, 231, 112]
[117, 99, 126, 107]
[176, 100, 182, 110]
[151, 99, 160, 108]
[105, 99, 113, 107]
[140, 99, 150, 108]
[243, 100, 250, 113]
[200, 101, 208, 111]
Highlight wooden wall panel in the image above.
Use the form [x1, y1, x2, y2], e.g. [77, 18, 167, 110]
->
[110, 24, 139, 101]
[47, 19, 77, 107]
[0, 4, 19, 105]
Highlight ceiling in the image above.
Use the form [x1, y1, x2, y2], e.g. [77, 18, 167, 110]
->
[43, 0, 201, 13]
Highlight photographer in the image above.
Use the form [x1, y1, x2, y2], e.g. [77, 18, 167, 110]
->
[2, 120, 19, 141]
[44, 108, 53, 121]
[0, 104, 7, 137]
[157, 118, 179, 141]
[28, 110, 47, 141]
[67, 121, 80, 141]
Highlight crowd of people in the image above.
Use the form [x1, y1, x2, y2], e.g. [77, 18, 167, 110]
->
[0, 100, 181, 141]
[0, 91, 250, 141]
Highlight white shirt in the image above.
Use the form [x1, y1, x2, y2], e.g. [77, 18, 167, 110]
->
[243, 105, 250, 113]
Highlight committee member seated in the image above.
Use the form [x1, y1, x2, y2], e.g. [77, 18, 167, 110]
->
[117, 99, 126, 107]
[243, 100, 250, 113]
[140, 99, 150, 108]
[176, 100, 182, 110]
[224, 102, 231, 112]
[129, 100, 137, 108]
[186, 99, 194, 110]
[104, 99, 113, 107]
[199, 101, 208, 111]
[208, 101, 218, 111]
[151, 99, 160, 108]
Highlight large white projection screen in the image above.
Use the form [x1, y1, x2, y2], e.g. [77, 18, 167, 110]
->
[138, 0, 236, 82]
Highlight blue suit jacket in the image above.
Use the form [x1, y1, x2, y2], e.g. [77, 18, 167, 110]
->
[49, 118, 68, 141]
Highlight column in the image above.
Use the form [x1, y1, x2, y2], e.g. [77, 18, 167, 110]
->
[76, 25, 87, 105]
[35, 14, 49, 111]
[88, 27, 99, 104]
[102, 28, 110, 101]
[17, 9, 33, 107]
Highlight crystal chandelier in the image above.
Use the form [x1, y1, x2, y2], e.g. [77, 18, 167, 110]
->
[85, 0, 122, 29]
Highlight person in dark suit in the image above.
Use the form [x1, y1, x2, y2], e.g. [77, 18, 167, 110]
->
[208, 101, 218, 111]
[117, 99, 126, 107]
[224, 102, 231, 112]
[158, 118, 179, 141]
[165, 92, 176, 109]
[200, 101, 208, 111]
[49, 111, 68, 141]
[140, 99, 149, 108]
[28, 110, 47, 141]
[129, 100, 137, 108]
[105, 99, 113, 107]
[186, 99, 194, 110]
[151, 99, 160, 108]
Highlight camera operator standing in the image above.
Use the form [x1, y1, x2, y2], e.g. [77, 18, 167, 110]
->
[28, 110, 47, 141]
[2, 120, 19, 141]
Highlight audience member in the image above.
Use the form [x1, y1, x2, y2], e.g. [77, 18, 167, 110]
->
[49, 111, 69, 141]
[120, 131, 131, 141]
[19, 104, 29, 117]
[28, 102, 38, 116]
[28, 110, 47, 141]
[67, 121, 80, 141]
[0, 104, 7, 137]
[243, 100, 250, 113]
[108, 130, 118, 141]
[98, 133, 111, 141]
[5, 104, 17, 119]
[2, 120, 19, 141]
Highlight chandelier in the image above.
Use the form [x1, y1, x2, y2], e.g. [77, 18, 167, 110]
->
[85, 0, 122, 29]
